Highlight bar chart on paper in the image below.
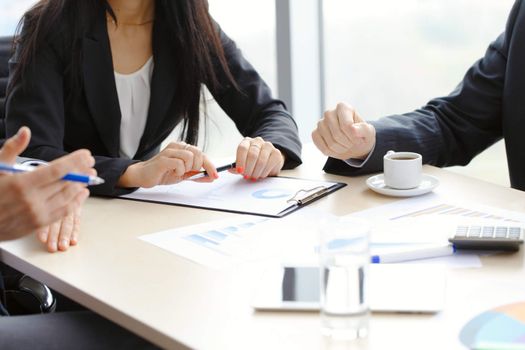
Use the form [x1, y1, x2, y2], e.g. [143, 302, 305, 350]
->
[351, 193, 525, 224]
[139, 217, 272, 268]
[139, 207, 330, 269]
[390, 203, 523, 223]
[181, 220, 263, 254]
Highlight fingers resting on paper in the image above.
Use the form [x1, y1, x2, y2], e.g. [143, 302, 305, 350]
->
[235, 137, 285, 181]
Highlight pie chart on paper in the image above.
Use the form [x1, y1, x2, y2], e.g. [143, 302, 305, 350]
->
[459, 301, 525, 349]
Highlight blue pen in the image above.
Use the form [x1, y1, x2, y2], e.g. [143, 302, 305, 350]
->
[0, 162, 105, 186]
[371, 244, 456, 264]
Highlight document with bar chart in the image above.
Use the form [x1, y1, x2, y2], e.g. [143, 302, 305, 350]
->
[387, 201, 523, 223]
[138, 209, 329, 269]
[139, 216, 273, 269]
[350, 193, 525, 267]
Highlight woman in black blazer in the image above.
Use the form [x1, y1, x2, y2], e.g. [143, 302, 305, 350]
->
[6, 0, 302, 194]
[6, 0, 302, 250]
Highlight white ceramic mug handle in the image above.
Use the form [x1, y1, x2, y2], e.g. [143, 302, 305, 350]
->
[386, 150, 395, 156]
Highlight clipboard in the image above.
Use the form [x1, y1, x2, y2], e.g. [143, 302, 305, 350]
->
[276, 181, 346, 217]
[119, 173, 346, 218]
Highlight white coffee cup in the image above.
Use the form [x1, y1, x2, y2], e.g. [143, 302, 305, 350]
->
[383, 151, 422, 190]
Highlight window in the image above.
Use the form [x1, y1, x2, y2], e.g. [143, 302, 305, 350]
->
[323, 0, 515, 118]
[174, 0, 278, 157]
[322, 0, 515, 186]
[0, 0, 34, 36]
[208, 0, 277, 93]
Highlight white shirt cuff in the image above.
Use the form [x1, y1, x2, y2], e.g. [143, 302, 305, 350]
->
[343, 143, 376, 168]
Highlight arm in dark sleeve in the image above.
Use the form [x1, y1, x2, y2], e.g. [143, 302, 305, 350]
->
[208, 24, 302, 169]
[5, 37, 136, 196]
[324, 0, 525, 177]
[325, 30, 509, 177]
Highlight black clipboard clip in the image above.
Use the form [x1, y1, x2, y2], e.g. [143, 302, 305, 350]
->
[287, 186, 331, 206]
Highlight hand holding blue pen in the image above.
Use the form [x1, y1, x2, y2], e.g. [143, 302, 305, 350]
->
[0, 127, 96, 252]
[0, 162, 105, 186]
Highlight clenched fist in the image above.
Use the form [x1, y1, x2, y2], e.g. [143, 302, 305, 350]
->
[312, 103, 375, 161]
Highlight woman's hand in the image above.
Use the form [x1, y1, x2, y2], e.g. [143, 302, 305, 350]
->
[234, 137, 285, 181]
[118, 142, 218, 188]
[312, 103, 376, 161]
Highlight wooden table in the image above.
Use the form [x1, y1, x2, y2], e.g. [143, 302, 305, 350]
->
[2, 146, 524, 349]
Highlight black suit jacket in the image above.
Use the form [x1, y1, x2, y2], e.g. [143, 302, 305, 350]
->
[325, 0, 525, 191]
[6, 9, 302, 196]
[0, 36, 11, 144]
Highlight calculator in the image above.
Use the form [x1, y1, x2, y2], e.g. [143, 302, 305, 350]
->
[448, 225, 524, 251]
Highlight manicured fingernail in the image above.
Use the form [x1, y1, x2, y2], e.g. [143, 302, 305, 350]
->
[251, 178, 257, 182]
[236, 167, 244, 174]
[49, 241, 57, 252]
[244, 175, 249, 180]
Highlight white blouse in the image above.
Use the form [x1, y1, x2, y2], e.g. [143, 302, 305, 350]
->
[114, 57, 154, 159]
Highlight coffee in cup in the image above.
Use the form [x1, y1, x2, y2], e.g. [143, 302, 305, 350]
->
[383, 151, 422, 189]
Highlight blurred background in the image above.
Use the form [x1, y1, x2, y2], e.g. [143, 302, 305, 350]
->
[0, 0, 514, 186]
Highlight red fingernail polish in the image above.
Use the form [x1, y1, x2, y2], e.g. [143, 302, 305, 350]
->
[244, 175, 249, 180]
[251, 178, 257, 182]
[237, 167, 244, 174]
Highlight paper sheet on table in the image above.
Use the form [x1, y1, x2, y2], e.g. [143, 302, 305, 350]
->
[121, 171, 343, 217]
[139, 194, 525, 269]
[350, 193, 525, 268]
[139, 216, 269, 269]
[352, 193, 525, 226]
[138, 213, 483, 269]
[138, 209, 328, 269]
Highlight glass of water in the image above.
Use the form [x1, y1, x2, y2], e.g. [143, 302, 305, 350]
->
[319, 216, 370, 340]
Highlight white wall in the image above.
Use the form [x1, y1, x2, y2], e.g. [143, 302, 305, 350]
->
[0, 0, 34, 36]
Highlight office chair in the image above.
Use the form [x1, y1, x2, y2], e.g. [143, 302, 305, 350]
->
[3, 275, 57, 315]
[0, 263, 57, 316]
[0, 36, 12, 142]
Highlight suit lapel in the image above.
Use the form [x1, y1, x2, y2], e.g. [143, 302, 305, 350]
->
[137, 19, 177, 154]
[82, 11, 121, 157]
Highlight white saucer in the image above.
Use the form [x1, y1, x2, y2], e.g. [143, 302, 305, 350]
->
[366, 174, 440, 197]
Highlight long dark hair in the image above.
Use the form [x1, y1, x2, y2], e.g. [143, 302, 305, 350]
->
[10, 0, 237, 145]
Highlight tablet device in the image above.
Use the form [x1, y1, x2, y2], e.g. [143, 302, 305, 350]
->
[251, 264, 446, 313]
